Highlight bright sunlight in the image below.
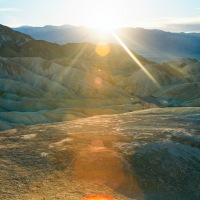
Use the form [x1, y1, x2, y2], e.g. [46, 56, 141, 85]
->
[85, 0, 122, 29]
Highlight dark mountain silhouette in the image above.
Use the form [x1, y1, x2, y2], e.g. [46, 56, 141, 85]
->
[14, 25, 200, 62]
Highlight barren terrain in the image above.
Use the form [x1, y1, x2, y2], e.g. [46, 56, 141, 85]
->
[1, 107, 200, 200]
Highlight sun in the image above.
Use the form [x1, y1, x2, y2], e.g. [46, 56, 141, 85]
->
[85, 0, 121, 30]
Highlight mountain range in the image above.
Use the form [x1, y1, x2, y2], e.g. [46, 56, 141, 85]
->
[14, 25, 200, 62]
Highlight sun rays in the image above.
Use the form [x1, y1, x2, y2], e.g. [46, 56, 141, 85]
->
[111, 31, 160, 87]
[93, 29, 160, 88]
[59, 29, 160, 93]
[68, 43, 89, 68]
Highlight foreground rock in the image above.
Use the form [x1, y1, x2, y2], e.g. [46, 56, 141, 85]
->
[0, 107, 200, 200]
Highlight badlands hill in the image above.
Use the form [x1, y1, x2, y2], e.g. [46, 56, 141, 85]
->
[0, 24, 200, 130]
[14, 25, 200, 62]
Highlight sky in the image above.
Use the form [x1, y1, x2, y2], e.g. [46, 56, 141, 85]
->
[1, 0, 200, 31]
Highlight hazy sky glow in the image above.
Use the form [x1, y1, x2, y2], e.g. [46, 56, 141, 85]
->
[1, 0, 200, 31]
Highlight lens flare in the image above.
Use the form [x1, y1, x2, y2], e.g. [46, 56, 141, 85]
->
[95, 44, 110, 57]
[95, 77, 102, 85]
[81, 194, 115, 200]
[112, 31, 160, 87]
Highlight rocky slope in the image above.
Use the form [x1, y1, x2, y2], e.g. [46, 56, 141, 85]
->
[0, 107, 200, 199]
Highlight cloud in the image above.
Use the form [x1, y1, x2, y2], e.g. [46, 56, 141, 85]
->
[154, 17, 200, 24]
[150, 17, 200, 32]
[0, 8, 22, 12]
[163, 23, 200, 32]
